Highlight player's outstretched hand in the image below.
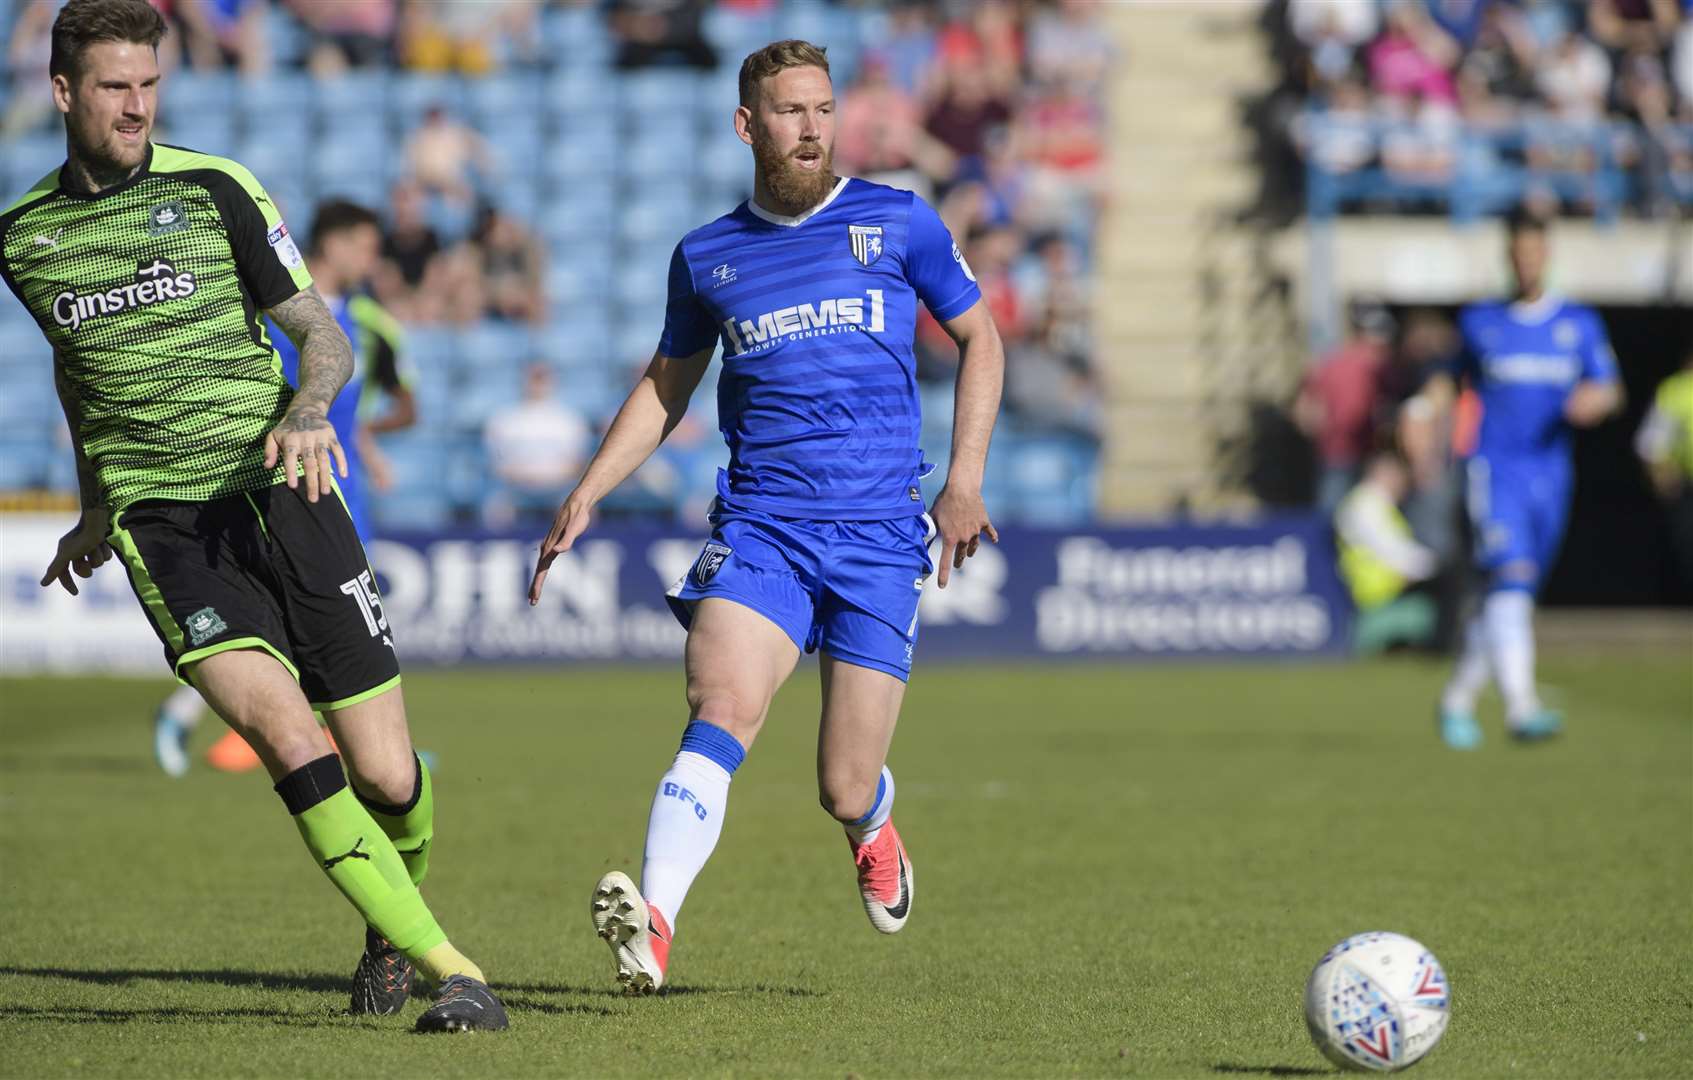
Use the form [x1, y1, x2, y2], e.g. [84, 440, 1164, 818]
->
[530, 494, 593, 606]
[265, 406, 348, 504]
[40, 510, 113, 596]
[930, 485, 998, 589]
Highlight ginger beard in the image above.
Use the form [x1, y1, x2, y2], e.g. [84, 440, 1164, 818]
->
[751, 119, 836, 214]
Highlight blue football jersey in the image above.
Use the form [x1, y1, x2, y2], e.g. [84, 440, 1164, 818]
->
[1453, 297, 1618, 465]
[269, 296, 367, 530]
[660, 177, 982, 519]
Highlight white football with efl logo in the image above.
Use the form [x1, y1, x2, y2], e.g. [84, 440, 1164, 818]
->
[1304, 932, 1449, 1072]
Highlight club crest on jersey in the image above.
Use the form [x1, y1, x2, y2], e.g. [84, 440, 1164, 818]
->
[849, 224, 883, 267]
[693, 542, 732, 586]
[185, 606, 227, 645]
[147, 200, 188, 237]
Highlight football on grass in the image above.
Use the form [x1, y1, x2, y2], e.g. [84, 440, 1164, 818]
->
[1304, 931, 1449, 1072]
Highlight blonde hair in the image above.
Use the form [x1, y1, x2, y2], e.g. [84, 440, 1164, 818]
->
[738, 39, 830, 107]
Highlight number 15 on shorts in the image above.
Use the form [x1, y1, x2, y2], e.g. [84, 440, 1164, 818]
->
[339, 571, 389, 637]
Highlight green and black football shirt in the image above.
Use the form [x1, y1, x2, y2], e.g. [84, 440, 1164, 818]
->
[0, 142, 315, 513]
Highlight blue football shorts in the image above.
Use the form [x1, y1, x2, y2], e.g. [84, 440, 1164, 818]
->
[1466, 454, 1572, 593]
[666, 499, 936, 681]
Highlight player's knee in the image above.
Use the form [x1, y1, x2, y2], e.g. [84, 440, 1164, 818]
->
[817, 771, 878, 824]
[687, 688, 763, 746]
[344, 754, 416, 806]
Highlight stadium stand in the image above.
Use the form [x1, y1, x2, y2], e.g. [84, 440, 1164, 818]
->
[0, 0, 1110, 528]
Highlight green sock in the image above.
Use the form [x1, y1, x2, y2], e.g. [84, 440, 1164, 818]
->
[277, 754, 447, 960]
[353, 753, 433, 888]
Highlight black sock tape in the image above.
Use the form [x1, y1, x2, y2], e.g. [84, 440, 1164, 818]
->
[274, 753, 348, 816]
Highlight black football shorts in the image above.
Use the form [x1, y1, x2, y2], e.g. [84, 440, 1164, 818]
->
[108, 482, 401, 710]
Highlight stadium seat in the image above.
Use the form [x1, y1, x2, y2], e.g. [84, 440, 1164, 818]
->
[546, 261, 616, 314]
[5, 134, 62, 190]
[158, 113, 237, 156]
[487, 126, 546, 183]
[0, 325, 49, 373]
[0, 379, 57, 436]
[491, 178, 542, 224]
[619, 71, 701, 115]
[443, 443, 491, 507]
[390, 75, 463, 123]
[237, 72, 315, 118]
[541, 311, 615, 356]
[314, 71, 390, 119]
[776, 1, 833, 46]
[1002, 431, 1099, 526]
[695, 65, 741, 119]
[320, 112, 390, 148]
[698, 133, 748, 187]
[459, 321, 539, 370]
[371, 490, 454, 532]
[543, 126, 622, 183]
[544, 68, 618, 117]
[0, 440, 53, 490]
[163, 70, 230, 117]
[467, 73, 544, 125]
[236, 136, 309, 191]
[538, 188, 618, 241]
[703, 8, 775, 54]
[618, 192, 697, 245]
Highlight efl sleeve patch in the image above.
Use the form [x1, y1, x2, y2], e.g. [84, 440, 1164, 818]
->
[267, 223, 304, 271]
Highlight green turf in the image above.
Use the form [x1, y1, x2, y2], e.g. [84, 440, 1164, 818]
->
[1, 655, 1689, 1078]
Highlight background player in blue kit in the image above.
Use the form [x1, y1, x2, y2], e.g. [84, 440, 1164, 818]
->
[153, 199, 416, 776]
[1422, 210, 1622, 749]
[529, 40, 1005, 993]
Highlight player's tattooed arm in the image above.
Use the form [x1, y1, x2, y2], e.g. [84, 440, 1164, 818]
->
[930, 300, 1004, 588]
[262, 286, 352, 502]
[41, 355, 113, 595]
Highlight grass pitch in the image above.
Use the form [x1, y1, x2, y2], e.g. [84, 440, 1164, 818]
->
[1, 654, 1689, 1078]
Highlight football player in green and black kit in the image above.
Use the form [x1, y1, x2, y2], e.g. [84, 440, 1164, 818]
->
[0, 0, 504, 1033]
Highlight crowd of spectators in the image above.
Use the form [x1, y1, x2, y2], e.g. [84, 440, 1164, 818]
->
[2, 0, 1114, 525]
[1280, 0, 1693, 218]
[1294, 299, 1474, 650]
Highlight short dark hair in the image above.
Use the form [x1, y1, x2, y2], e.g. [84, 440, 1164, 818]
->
[1505, 204, 1549, 238]
[738, 39, 830, 107]
[308, 199, 381, 254]
[50, 0, 166, 81]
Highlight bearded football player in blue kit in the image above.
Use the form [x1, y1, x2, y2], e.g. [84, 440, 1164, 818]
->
[1423, 209, 1622, 749]
[528, 40, 1004, 992]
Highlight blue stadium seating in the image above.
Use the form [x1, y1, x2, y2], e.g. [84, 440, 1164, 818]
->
[315, 71, 390, 118]
[544, 68, 618, 117]
[0, 440, 54, 490]
[0, 2, 1103, 523]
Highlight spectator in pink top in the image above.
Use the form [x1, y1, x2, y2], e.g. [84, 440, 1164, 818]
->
[1296, 301, 1396, 514]
[836, 54, 953, 199]
[1369, 1, 1461, 106]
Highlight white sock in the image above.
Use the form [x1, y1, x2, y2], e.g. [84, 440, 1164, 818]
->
[1484, 589, 1541, 725]
[639, 722, 743, 929]
[1441, 612, 1492, 715]
[843, 766, 895, 847]
[162, 684, 207, 728]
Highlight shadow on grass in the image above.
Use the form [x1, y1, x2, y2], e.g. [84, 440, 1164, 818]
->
[1, 966, 346, 993]
[0, 1004, 345, 1028]
[3, 968, 820, 1012]
[1211, 1066, 1330, 1077]
[503, 981, 826, 999]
